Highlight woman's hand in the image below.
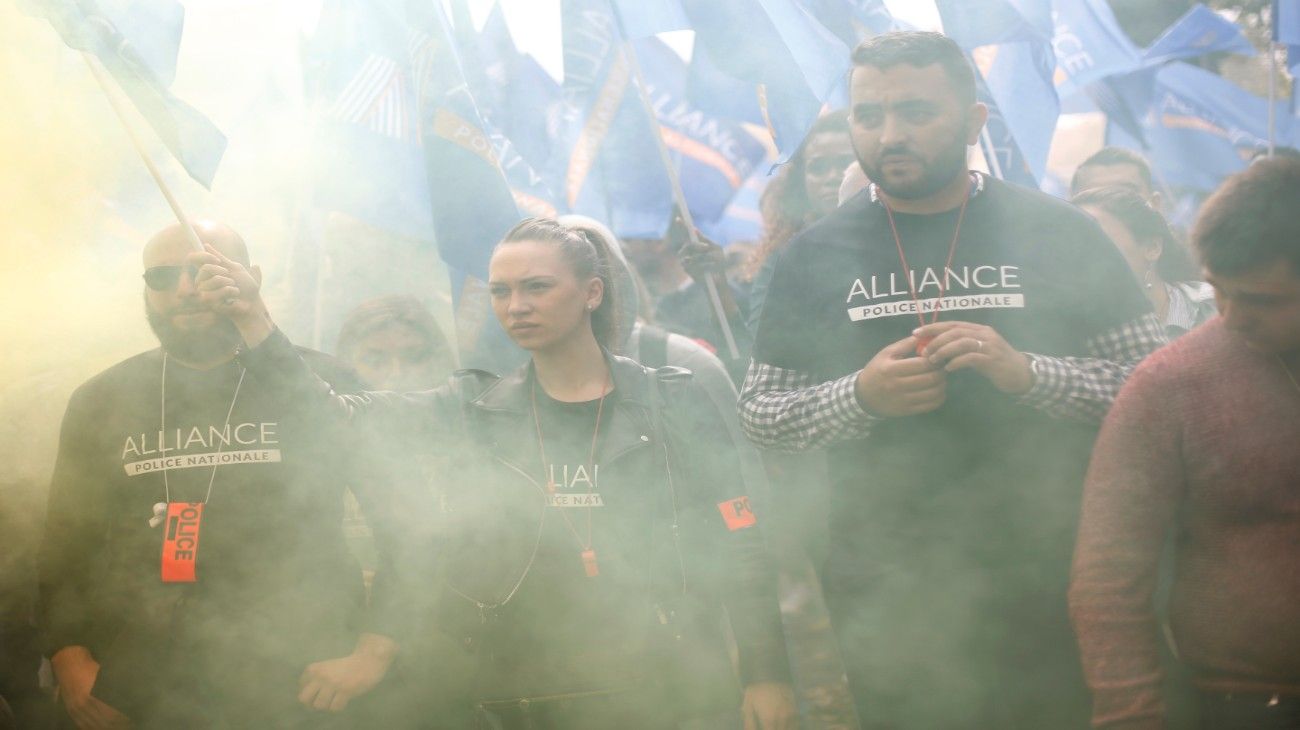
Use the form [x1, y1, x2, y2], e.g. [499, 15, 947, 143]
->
[742, 680, 798, 730]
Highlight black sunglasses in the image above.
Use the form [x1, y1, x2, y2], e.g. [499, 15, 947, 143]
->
[143, 265, 199, 291]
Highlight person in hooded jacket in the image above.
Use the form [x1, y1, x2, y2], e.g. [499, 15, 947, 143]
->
[189, 217, 796, 730]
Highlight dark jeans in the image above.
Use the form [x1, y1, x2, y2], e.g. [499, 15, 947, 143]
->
[1198, 691, 1300, 730]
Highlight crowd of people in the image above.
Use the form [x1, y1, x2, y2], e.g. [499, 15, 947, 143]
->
[2, 29, 1298, 730]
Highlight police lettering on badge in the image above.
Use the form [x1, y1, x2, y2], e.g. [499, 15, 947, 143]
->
[161, 502, 203, 582]
[717, 496, 757, 531]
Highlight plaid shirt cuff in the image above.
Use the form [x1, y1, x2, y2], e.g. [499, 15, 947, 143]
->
[1021, 353, 1069, 405]
[1016, 313, 1167, 422]
[739, 362, 879, 451]
[829, 371, 877, 423]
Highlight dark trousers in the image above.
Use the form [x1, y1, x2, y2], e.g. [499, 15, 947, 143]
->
[1198, 692, 1300, 730]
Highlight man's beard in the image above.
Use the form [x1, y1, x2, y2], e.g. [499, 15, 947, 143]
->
[145, 298, 242, 363]
[858, 130, 969, 201]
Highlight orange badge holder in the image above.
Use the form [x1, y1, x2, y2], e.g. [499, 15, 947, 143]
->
[161, 502, 203, 582]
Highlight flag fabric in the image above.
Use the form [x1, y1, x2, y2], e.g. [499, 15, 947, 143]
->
[1050, 0, 1143, 102]
[610, 0, 691, 38]
[555, 0, 674, 237]
[451, 2, 564, 215]
[304, 0, 433, 240]
[306, 0, 522, 276]
[35, 0, 227, 187]
[681, 0, 850, 161]
[1134, 62, 1296, 190]
[410, 1, 523, 277]
[635, 38, 770, 224]
[1141, 4, 1256, 66]
[935, 0, 1051, 48]
[701, 160, 772, 244]
[938, 0, 1059, 183]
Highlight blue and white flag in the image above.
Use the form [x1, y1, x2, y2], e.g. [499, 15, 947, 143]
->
[1050, 0, 1142, 102]
[34, 0, 227, 187]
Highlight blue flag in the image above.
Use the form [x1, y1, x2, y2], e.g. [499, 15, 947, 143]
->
[635, 38, 770, 224]
[681, 0, 850, 161]
[938, 0, 1058, 183]
[555, 0, 674, 237]
[304, 0, 434, 240]
[1137, 62, 1296, 190]
[610, 0, 691, 37]
[35, 0, 227, 187]
[410, 2, 523, 277]
[1142, 4, 1255, 65]
[701, 160, 773, 244]
[1050, 0, 1142, 102]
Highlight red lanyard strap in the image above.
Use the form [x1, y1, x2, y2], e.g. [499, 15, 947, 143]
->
[882, 188, 971, 331]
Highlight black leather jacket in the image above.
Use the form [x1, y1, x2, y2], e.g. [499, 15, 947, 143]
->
[239, 329, 789, 694]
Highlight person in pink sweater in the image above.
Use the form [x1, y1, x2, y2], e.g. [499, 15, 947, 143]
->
[1070, 156, 1300, 729]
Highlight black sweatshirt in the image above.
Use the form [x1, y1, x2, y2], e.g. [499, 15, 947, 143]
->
[36, 348, 394, 707]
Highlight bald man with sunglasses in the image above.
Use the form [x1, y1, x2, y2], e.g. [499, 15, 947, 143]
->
[37, 222, 400, 729]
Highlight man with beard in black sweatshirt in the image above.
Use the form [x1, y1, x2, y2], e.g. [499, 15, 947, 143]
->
[741, 32, 1166, 727]
[38, 222, 398, 729]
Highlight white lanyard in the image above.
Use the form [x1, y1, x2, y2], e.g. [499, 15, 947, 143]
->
[159, 352, 246, 505]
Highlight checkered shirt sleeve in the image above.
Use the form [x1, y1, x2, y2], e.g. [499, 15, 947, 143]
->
[1018, 312, 1168, 423]
[739, 361, 880, 452]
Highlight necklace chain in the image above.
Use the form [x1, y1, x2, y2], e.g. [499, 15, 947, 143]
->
[160, 353, 246, 505]
[530, 367, 610, 552]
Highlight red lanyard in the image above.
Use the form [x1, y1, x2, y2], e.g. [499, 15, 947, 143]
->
[531, 370, 610, 577]
[881, 183, 971, 354]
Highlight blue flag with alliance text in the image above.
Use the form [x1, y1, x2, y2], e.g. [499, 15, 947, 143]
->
[636, 37, 770, 225]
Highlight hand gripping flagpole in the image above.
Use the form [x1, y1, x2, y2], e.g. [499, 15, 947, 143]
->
[605, 5, 742, 360]
[80, 53, 206, 252]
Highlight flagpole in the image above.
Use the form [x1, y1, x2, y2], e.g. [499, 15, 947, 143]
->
[1268, 41, 1278, 157]
[81, 53, 206, 253]
[606, 9, 741, 360]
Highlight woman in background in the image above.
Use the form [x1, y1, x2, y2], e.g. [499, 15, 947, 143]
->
[337, 295, 456, 392]
[746, 111, 854, 331]
[1074, 186, 1216, 338]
